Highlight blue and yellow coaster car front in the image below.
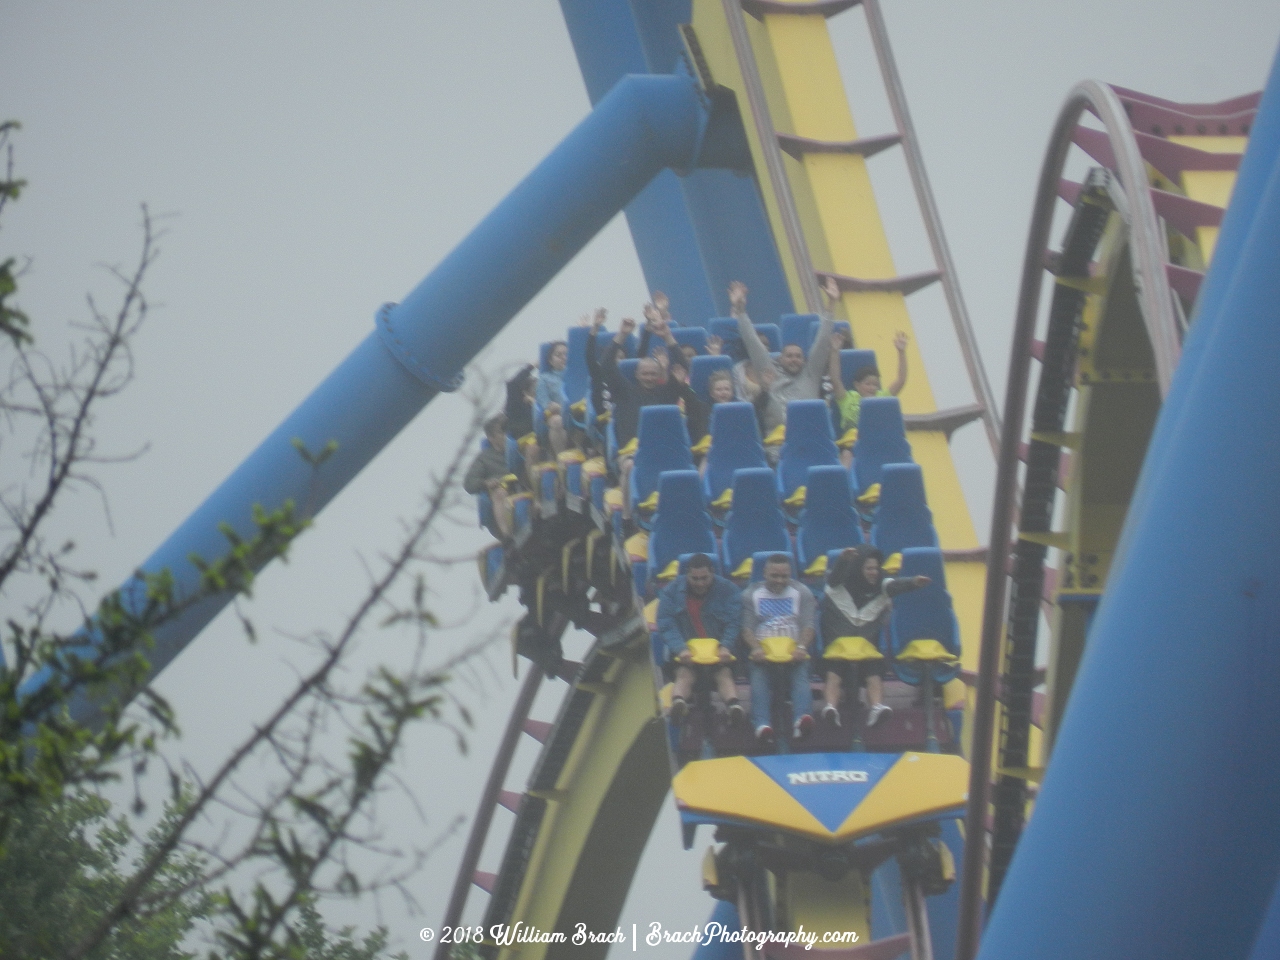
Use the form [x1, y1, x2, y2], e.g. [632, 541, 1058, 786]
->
[673, 751, 968, 848]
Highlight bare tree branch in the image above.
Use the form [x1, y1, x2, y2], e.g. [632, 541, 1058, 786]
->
[64, 400, 499, 960]
[0, 206, 158, 594]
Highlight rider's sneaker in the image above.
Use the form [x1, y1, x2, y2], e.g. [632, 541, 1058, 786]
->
[866, 703, 893, 727]
[670, 696, 689, 723]
[793, 714, 814, 738]
[726, 699, 746, 724]
[755, 724, 775, 744]
[821, 702, 841, 727]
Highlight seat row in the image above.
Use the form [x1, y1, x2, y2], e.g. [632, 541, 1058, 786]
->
[545, 317, 858, 412]
[647, 545, 960, 694]
[638, 459, 937, 591]
[478, 405, 940, 629]
[628, 395, 913, 518]
[581, 348, 882, 463]
[482, 385, 923, 579]
[535, 322, 874, 438]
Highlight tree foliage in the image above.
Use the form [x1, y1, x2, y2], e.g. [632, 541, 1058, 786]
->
[0, 123, 494, 959]
[0, 122, 29, 347]
[0, 791, 210, 959]
[0, 789, 409, 960]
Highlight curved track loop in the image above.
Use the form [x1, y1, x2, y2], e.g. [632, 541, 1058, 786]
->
[445, 584, 666, 960]
[481, 641, 669, 960]
[431, 483, 671, 960]
[955, 83, 1257, 960]
[434, 665, 544, 960]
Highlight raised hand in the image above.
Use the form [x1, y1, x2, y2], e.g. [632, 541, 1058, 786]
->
[821, 275, 842, 302]
[592, 307, 607, 330]
[652, 290, 670, 316]
[728, 280, 748, 312]
[894, 330, 909, 352]
[643, 303, 661, 326]
[619, 316, 636, 336]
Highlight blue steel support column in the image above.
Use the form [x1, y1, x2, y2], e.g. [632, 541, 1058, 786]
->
[1252, 888, 1280, 959]
[690, 900, 742, 960]
[558, 0, 795, 324]
[624, 0, 796, 323]
[976, 69, 1280, 960]
[381, 73, 706, 384]
[558, 0, 717, 323]
[40, 74, 708, 720]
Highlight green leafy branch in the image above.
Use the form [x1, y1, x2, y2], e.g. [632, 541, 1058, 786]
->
[0, 121, 29, 348]
[0, 501, 309, 848]
[63, 405, 495, 960]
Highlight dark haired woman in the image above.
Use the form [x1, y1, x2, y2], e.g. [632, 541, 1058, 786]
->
[820, 545, 929, 728]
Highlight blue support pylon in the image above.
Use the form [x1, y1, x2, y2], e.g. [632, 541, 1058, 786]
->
[977, 44, 1280, 960]
[31, 72, 709, 722]
[557, 0, 794, 324]
[690, 900, 742, 960]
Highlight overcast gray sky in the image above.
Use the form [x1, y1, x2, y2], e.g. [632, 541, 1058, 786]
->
[4, 2, 1278, 956]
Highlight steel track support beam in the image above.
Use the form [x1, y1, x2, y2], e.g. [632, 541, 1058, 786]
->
[29, 74, 710, 723]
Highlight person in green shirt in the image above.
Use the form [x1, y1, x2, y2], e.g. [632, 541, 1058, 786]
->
[825, 278, 909, 468]
[837, 360, 902, 429]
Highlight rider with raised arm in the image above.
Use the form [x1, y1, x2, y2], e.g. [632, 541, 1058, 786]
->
[730, 280, 838, 449]
[823, 278, 909, 451]
[600, 313, 696, 521]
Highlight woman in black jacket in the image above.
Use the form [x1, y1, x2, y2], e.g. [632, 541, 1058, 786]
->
[820, 545, 930, 728]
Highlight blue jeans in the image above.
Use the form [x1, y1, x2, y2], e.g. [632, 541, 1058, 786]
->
[749, 660, 814, 731]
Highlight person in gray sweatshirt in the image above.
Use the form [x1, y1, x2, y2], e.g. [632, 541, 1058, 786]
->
[729, 280, 838, 444]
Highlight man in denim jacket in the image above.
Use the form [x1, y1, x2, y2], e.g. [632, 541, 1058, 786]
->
[655, 554, 744, 725]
